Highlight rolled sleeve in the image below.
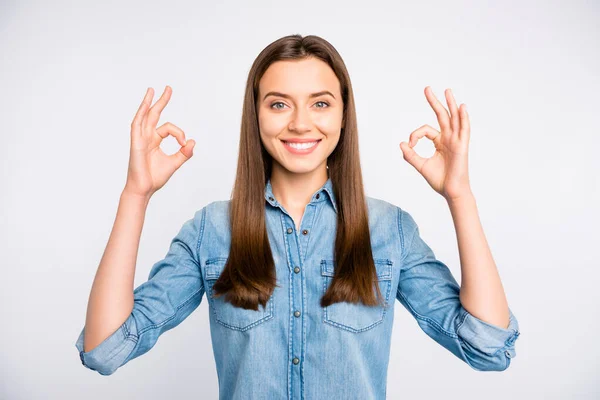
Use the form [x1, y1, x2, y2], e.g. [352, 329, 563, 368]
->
[75, 207, 207, 375]
[75, 315, 138, 376]
[396, 207, 521, 372]
[456, 306, 520, 362]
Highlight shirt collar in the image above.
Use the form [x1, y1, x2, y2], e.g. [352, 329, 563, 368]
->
[265, 176, 337, 214]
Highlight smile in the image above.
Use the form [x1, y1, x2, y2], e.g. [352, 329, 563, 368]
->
[281, 139, 322, 154]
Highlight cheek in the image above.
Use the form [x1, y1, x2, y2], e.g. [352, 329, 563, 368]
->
[258, 112, 287, 136]
[314, 112, 343, 133]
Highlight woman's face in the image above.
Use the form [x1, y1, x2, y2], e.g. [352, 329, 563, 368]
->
[257, 57, 344, 176]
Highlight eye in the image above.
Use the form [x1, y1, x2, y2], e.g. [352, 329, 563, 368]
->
[270, 101, 287, 110]
[269, 100, 330, 110]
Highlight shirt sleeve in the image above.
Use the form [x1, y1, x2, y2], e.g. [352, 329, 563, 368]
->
[75, 207, 207, 375]
[395, 207, 521, 372]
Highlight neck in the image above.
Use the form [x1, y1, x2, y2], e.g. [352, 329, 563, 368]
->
[270, 162, 329, 212]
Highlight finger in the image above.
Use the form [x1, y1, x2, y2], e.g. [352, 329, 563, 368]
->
[408, 124, 441, 147]
[399, 141, 427, 172]
[169, 139, 195, 170]
[131, 88, 154, 134]
[143, 85, 173, 132]
[444, 88, 460, 136]
[424, 86, 451, 133]
[155, 122, 188, 147]
[459, 104, 470, 141]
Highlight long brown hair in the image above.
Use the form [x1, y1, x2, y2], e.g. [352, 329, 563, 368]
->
[211, 34, 382, 311]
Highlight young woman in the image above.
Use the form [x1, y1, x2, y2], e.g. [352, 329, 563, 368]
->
[75, 34, 520, 398]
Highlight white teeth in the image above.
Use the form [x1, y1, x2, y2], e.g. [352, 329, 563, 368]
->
[284, 141, 318, 149]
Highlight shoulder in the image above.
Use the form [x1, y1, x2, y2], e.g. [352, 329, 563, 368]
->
[365, 196, 423, 262]
[366, 195, 398, 215]
[365, 195, 406, 224]
[203, 199, 230, 216]
[199, 200, 233, 233]
[365, 195, 418, 236]
[196, 200, 231, 229]
[365, 195, 401, 234]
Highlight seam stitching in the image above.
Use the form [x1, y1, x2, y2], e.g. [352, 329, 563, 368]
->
[137, 288, 202, 336]
[397, 290, 459, 339]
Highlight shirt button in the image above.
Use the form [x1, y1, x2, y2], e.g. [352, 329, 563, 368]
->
[287, 227, 293, 234]
[294, 310, 301, 317]
[269, 196, 274, 201]
[505, 350, 512, 358]
[294, 266, 300, 273]
[292, 357, 300, 365]
[302, 229, 308, 235]
[316, 193, 320, 199]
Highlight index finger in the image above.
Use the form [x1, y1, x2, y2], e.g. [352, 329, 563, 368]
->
[424, 86, 451, 133]
[131, 87, 154, 131]
[144, 85, 173, 130]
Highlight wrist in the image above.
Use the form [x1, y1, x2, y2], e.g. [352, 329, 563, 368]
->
[121, 188, 152, 204]
[446, 191, 476, 207]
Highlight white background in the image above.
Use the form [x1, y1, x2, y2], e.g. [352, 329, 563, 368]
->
[1, 0, 598, 398]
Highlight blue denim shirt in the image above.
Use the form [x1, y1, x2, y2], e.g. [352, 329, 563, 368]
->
[75, 177, 520, 399]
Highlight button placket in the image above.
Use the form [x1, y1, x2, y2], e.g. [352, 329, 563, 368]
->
[280, 211, 305, 381]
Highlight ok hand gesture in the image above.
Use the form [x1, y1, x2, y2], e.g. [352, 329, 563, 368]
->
[400, 87, 472, 202]
[124, 86, 195, 199]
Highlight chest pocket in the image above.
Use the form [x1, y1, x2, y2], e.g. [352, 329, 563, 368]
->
[321, 258, 393, 333]
[204, 258, 274, 331]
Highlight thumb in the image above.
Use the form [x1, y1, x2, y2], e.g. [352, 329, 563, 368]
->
[170, 138, 195, 169]
[399, 141, 425, 171]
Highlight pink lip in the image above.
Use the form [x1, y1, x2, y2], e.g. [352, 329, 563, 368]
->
[280, 138, 322, 143]
[281, 139, 321, 155]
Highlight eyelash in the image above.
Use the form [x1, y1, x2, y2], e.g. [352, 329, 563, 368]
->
[269, 101, 330, 110]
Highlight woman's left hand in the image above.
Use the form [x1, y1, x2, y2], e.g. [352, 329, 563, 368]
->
[400, 86, 473, 202]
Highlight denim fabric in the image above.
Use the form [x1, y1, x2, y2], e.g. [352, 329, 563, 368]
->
[75, 177, 521, 398]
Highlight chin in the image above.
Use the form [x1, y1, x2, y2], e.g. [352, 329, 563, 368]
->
[277, 161, 324, 175]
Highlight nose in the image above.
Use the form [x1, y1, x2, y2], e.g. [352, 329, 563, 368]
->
[288, 106, 311, 133]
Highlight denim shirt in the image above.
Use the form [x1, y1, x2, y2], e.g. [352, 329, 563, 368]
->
[75, 177, 520, 399]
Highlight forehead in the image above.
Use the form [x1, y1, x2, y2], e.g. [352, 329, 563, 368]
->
[259, 57, 340, 97]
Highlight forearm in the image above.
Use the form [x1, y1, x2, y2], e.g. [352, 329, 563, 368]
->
[447, 192, 510, 329]
[83, 189, 150, 352]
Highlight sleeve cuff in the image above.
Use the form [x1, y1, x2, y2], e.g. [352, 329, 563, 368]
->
[75, 315, 138, 376]
[456, 306, 520, 357]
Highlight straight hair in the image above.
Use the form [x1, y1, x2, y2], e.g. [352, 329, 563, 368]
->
[211, 34, 383, 311]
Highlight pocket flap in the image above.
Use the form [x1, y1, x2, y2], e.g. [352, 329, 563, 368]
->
[205, 258, 228, 280]
[320, 258, 392, 280]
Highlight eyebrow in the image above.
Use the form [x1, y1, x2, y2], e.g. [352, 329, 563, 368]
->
[262, 90, 336, 101]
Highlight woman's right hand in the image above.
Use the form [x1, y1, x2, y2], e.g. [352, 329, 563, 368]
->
[123, 86, 195, 199]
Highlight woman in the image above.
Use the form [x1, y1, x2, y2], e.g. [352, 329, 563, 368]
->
[75, 34, 520, 398]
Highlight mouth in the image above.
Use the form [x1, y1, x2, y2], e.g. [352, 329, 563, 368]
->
[280, 139, 322, 155]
